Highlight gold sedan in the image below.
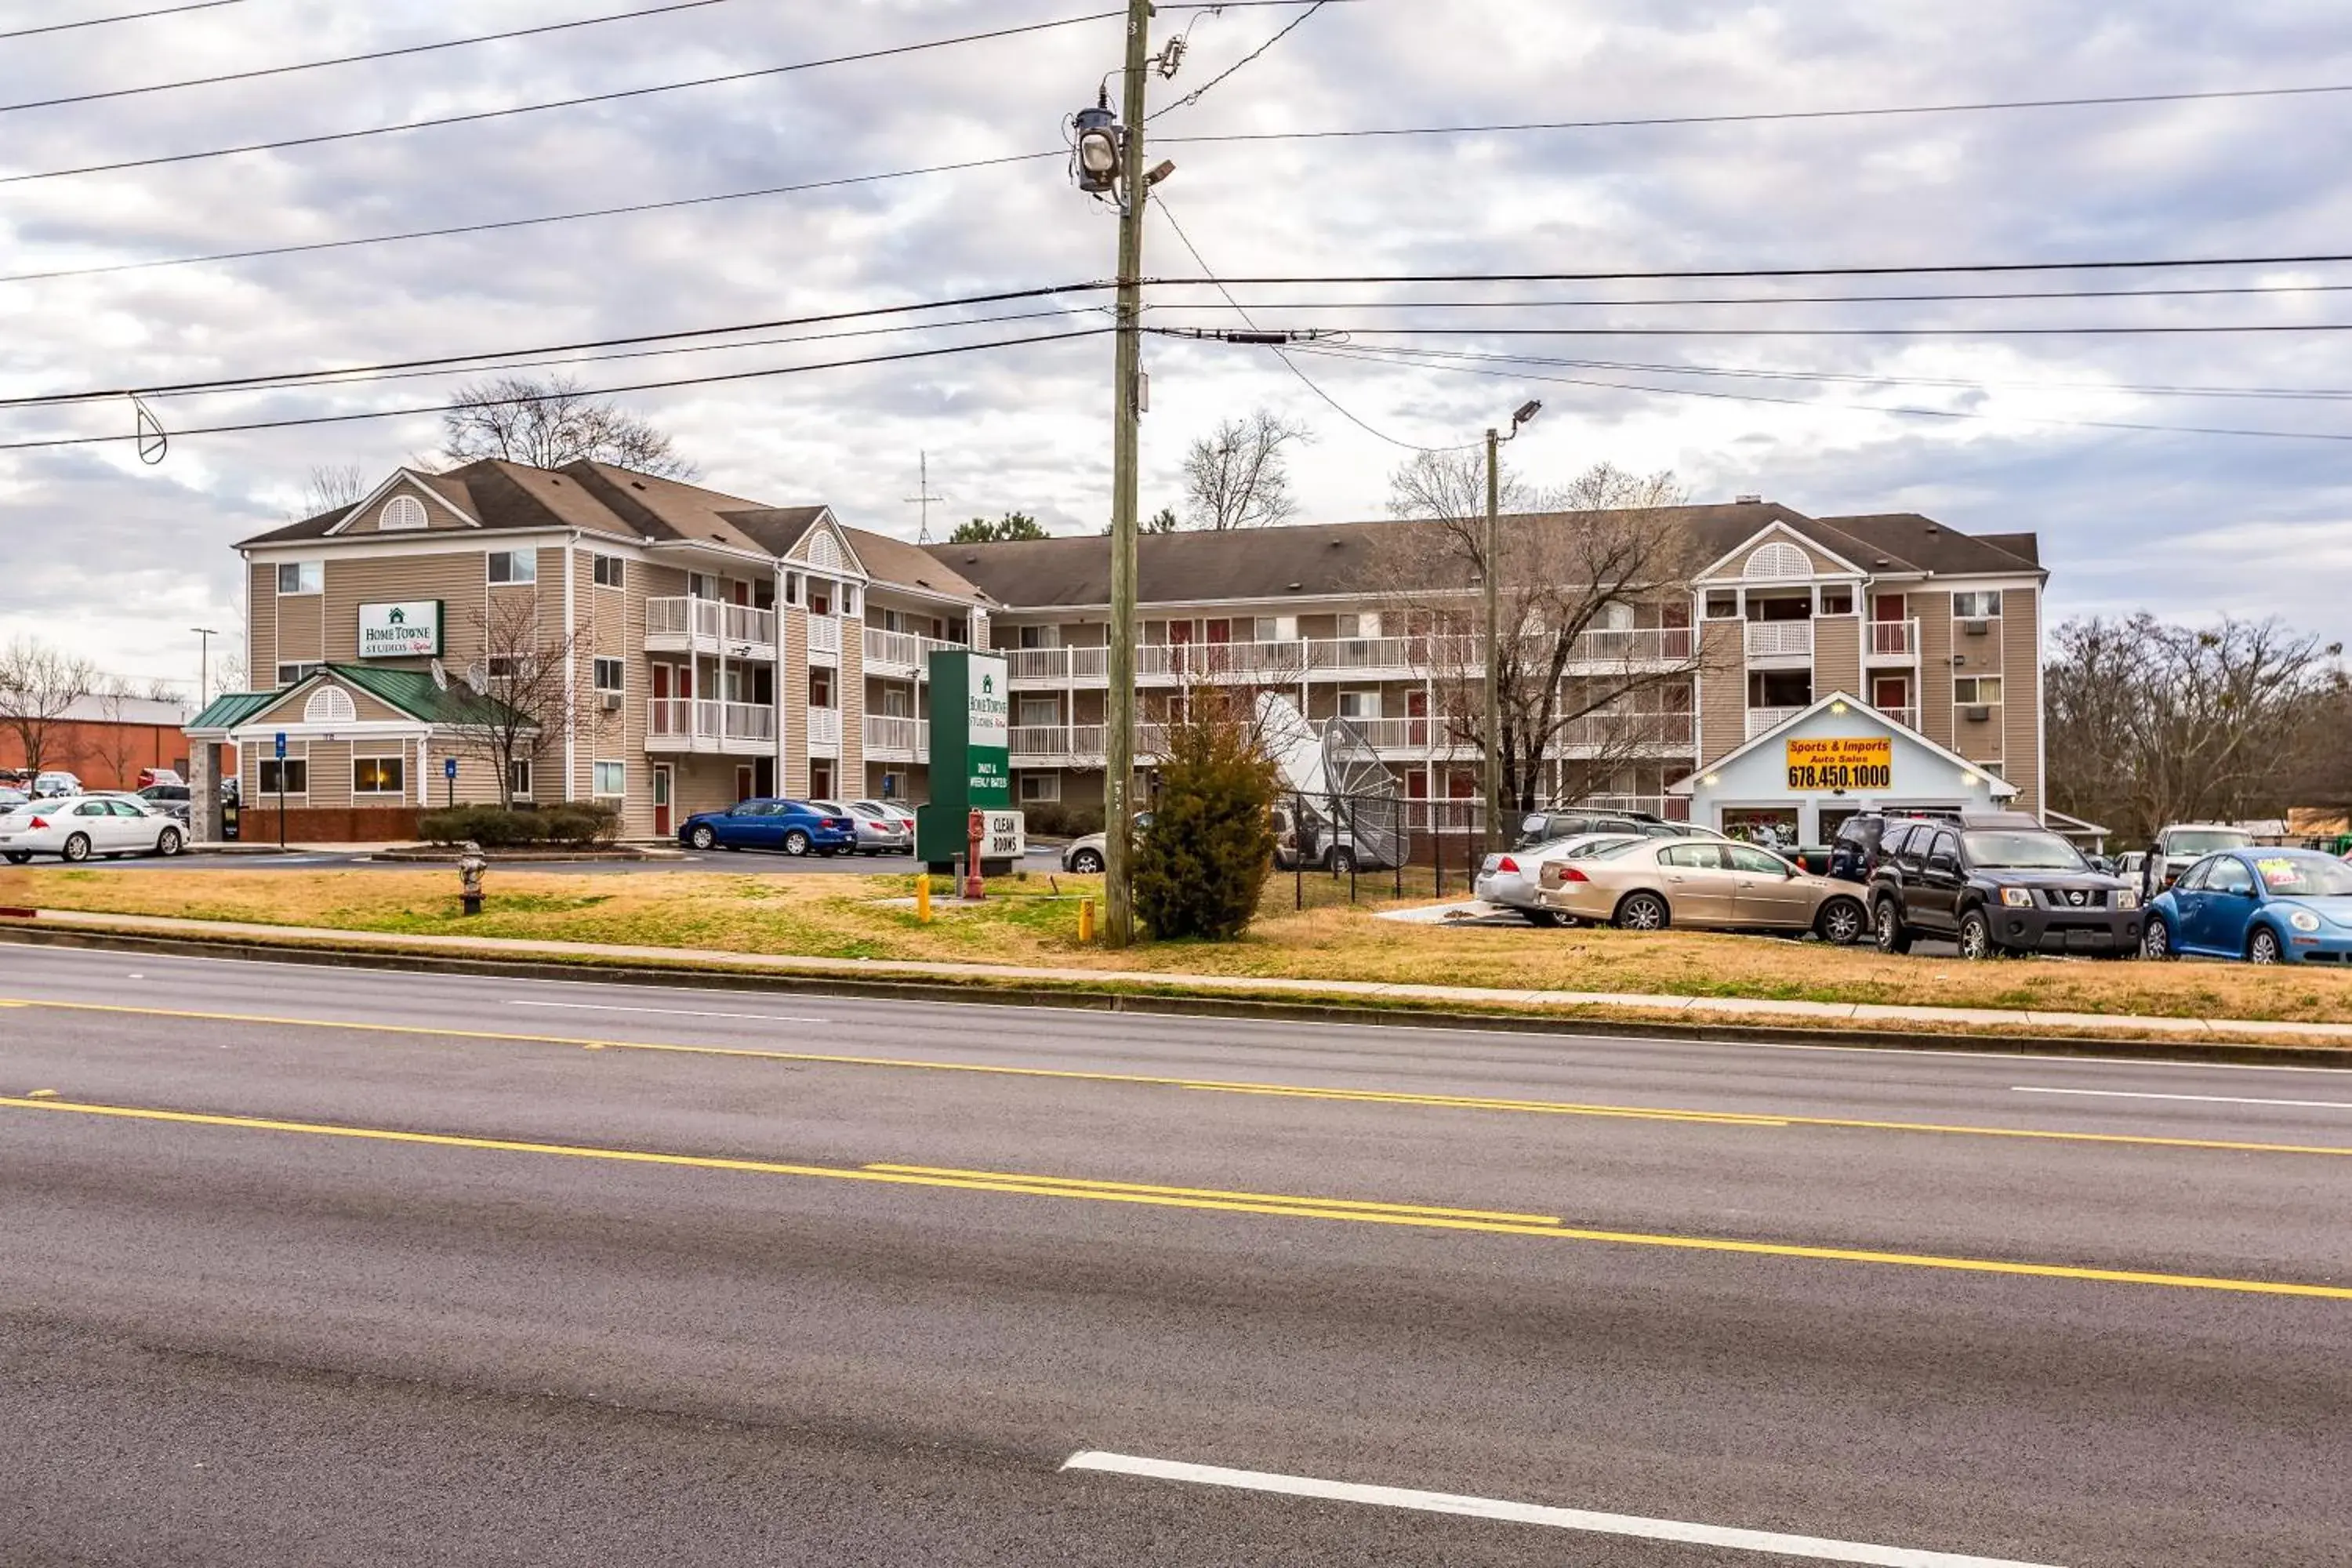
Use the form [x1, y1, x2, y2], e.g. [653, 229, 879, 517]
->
[1537, 837, 1871, 943]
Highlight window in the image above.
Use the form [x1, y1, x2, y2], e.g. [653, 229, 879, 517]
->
[277, 561, 322, 595]
[380, 495, 428, 532]
[1338, 690, 1381, 720]
[593, 761, 625, 799]
[808, 583, 832, 617]
[1336, 612, 1378, 639]
[275, 662, 322, 687]
[1660, 843, 1723, 869]
[509, 759, 534, 800]
[1726, 844, 1792, 876]
[1955, 677, 2005, 706]
[2175, 859, 2212, 892]
[593, 554, 624, 589]
[258, 758, 308, 795]
[593, 658, 626, 692]
[842, 585, 859, 617]
[1595, 601, 1637, 632]
[808, 668, 834, 708]
[1952, 590, 2003, 619]
[783, 572, 800, 606]
[352, 757, 405, 796]
[1018, 624, 1061, 650]
[2206, 858, 2256, 897]
[1820, 586, 1855, 615]
[486, 655, 533, 681]
[1705, 591, 1739, 619]
[1018, 698, 1061, 728]
[1744, 542, 1812, 580]
[303, 688, 356, 724]
[1019, 773, 1062, 804]
[688, 572, 717, 600]
[488, 550, 538, 585]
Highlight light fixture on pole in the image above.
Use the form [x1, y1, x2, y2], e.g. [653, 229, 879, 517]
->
[1482, 400, 1541, 856]
[1071, 99, 1123, 196]
[191, 626, 219, 708]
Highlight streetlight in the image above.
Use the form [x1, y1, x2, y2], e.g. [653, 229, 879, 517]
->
[1072, 100, 1122, 195]
[1483, 401, 1541, 855]
[191, 626, 220, 707]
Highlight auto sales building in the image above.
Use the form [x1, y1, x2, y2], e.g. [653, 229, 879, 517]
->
[1669, 691, 2016, 850]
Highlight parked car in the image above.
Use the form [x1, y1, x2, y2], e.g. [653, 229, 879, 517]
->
[1475, 833, 1643, 926]
[1272, 801, 1397, 874]
[2143, 849, 2352, 965]
[1063, 811, 1152, 873]
[0, 794, 185, 862]
[1512, 809, 1698, 850]
[0, 787, 25, 813]
[1870, 812, 2140, 960]
[1537, 837, 1870, 943]
[138, 783, 194, 823]
[1826, 811, 1955, 884]
[2143, 823, 2257, 895]
[136, 767, 185, 789]
[853, 799, 918, 842]
[677, 799, 856, 857]
[814, 799, 912, 856]
[31, 771, 82, 798]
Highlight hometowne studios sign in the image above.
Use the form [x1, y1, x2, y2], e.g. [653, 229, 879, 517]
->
[358, 601, 445, 659]
[917, 649, 1014, 867]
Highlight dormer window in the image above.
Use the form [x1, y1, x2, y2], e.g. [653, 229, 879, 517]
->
[380, 495, 427, 532]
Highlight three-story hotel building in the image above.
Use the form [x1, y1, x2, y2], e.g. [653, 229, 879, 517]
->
[191, 459, 2046, 846]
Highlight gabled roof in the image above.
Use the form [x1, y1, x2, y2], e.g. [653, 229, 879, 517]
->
[189, 666, 528, 733]
[1668, 691, 2017, 799]
[326, 468, 480, 534]
[187, 691, 277, 731]
[1816, 514, 2044, 576]
[1693, 517, 1868, 583]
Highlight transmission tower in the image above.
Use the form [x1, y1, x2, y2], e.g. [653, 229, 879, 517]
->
[905, 451, 945, 544]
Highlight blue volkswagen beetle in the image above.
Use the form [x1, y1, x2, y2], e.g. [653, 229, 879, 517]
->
[678, 798, 857, 858]
[2142, 848, 2352, 965]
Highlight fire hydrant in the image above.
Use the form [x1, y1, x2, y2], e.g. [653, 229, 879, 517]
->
[458, 841, 488, 916]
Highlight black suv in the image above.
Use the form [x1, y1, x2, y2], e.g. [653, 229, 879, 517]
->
[1871, 812, 2142, 960]
[1828, 811, 1957, 884]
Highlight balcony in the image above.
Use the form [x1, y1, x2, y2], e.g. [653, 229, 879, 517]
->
[1743, 620, 1814, 661]
[1866, 619, 1922, 663]
[646, 698, 777, 755]
[1004, 724, 1158, 765]
[1556, 711, 1700, 755]
[866, 629, 966, 677]
[808, 615, 841, 662]
[1000, 629, 1694, 688]
[1746, 705, 1809, 739]
[645, 597, 776, 659]
[1882, 705, 1921, 733]
[808, 706, 841, 753]
[863, 715, 929, 760]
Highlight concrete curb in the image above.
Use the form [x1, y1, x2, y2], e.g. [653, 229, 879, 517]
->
[5, 922, 2347, 1069]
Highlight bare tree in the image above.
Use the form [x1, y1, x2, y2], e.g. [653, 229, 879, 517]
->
[1182, 410, 1308, 532]
[286, 463, 368, 521]
[84, 681, 151, 790]
[0, 637, 97, 781]
[441, 374, 697, 479]
[141, 676, 186, 704]
[2049, 614, 2345, 843]
[444, 597, 612, 809]
[1378, 456, 1712, 815]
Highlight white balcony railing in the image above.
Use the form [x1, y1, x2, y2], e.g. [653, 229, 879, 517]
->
[724, 603, 775, 648]
[864, 715, 927, 756]
[1570, 626, 1694, 665]
[808, 706, 841, 750]
[1009, 725, 1067, 760]
[1008, 648, 1070, 681]
[1882, 706, 1921, 733]
[1003, 629, 1694, 687]
[646, 597, 774, 653]
[648, 698, 775, 751]
[1744, 620, 1814, 659]
[808, 615, 841, 659]
[1867, 619, 1922, 660]
[1556, 711, 1700, 752]
[724, 702, 774, 743]
[1746, 705, 1809, 739]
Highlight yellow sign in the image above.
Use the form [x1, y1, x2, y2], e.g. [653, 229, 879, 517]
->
[1786, 736, 1893, 792]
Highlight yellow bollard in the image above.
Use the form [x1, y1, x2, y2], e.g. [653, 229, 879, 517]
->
[1079, 898, 1096, 943]
[916, 874, 932, 924]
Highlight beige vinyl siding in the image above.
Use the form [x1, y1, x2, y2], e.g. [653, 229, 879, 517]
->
[1813, 615, 1860, 700]
[780, 605, 809, 797]
[1915, 592, 1954, 747]
[1697, 621, 1744, 762]
[2002, 589, 2043, 812]
[249, 562, 278, 684]
[275, 586, 325, 665]
[322, 551, 487, 669]
[839, 619, 866, 784]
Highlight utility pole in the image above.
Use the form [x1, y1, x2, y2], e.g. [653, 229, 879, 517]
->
[191, 626, 219, 709]
[1102, 0, 1153, 947]
[1481, 401, 1542, 855]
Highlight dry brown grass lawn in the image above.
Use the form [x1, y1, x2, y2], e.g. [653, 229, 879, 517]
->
[3, 864, 2348, 1027]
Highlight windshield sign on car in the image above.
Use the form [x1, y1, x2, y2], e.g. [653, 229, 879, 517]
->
[2256, 855, 2352, 896]
[1961, 830, 2085, 871]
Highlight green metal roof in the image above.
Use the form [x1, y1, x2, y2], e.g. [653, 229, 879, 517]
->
[187, 666, 529, 732]
[187, 691, 277, 731]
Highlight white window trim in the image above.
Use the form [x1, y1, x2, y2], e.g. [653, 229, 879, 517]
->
[275, 662, 323, 688]
[257, 753, 310, 797]
[509, 758, 535, 800]
[488, 550, 539, 586]
[277, 561, 323, 596]
[593, 760, 626, 799]
[593, 554, 625, 589]
[593, 657, 626, 692]
[351, 755, 408, 797]
[1019, 772, 1062, 803]
[1955, 677, 2006, 706]
[380, 495, 429, 532]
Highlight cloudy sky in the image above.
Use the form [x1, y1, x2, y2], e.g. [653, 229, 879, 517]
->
[5, 0, 2351, 695]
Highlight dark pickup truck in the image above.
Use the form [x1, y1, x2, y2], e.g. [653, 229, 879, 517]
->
[1871, 811, 2143, 960]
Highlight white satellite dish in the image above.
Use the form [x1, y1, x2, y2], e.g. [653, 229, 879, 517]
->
[464, 662, 488, 695]
[430, 659, 449, 691]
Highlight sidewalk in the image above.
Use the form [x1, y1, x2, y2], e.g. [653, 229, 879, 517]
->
[9, 907, 2351, 1051]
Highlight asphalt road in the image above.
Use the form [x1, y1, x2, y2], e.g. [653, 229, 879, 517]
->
[2, 946, 2348, 1566]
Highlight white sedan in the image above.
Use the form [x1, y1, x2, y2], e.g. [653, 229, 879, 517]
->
[0, 794, 186, 863]
[1475, 833, 1645, 925]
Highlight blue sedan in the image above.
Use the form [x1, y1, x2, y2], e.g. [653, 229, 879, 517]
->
[2143, 848, 2352, 965]
[679, 798, 857, 858]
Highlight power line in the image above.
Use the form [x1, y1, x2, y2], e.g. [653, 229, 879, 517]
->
[0, 0, 747, 116]
[0, 0, 237, 41]
[1298, 321, 2352, 337]
[1152, 198, 1467, 452]
[0, 281, 1112, 408]
[0, 9, 1120, 187]
[1148, 252, 2352, 284]
[1156, 80, 2352, 146]
[1143, 281, 2352, 310]
[0, 329, 1112, 452]
[1288, 342, 2352, 445]
[1149, 1, 1330, 120]
[0, 151, 1063, 286]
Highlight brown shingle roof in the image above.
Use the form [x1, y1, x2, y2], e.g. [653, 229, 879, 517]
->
[1817, 514, 2045, 575]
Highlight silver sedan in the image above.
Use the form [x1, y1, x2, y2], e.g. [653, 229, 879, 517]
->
[1475, 833, 1643, 925]
[811, 800, 912, 856]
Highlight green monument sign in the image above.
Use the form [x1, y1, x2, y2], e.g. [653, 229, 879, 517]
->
[917, 648, 1013, 869]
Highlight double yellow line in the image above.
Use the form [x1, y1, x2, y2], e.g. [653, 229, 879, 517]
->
[5, 1094, 2348, 1301]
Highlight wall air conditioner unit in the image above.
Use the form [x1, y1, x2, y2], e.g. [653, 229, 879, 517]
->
[600, 692, 624, 713]
[1962, 619, 1991, 637]
[1962, 705, 1991, 722]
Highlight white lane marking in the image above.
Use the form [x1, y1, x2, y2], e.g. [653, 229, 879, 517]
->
[503, 1000, 829, 1024]
[1061, 1453, 2064, 1567]
[2013, 1085, 2352, 1111]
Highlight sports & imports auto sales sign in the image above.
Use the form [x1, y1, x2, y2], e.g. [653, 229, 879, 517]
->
[358, 601, 444, 659]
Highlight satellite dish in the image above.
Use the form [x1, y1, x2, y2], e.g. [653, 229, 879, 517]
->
[1320, 718, 1405, 870]
[464, 662, 488, 695]
[430, 659, 449, 691]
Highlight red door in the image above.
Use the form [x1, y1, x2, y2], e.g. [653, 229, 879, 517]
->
[652, 764, 673, 837]
[1873, 676, 1910, 718]
[1406, 688, 1430, 748]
